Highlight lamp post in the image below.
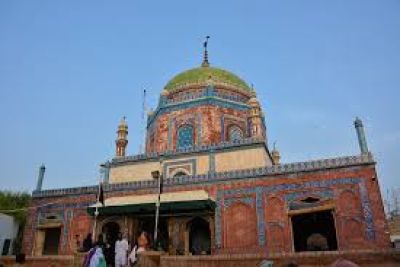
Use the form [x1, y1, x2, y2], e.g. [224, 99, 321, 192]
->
[92, 206, 99, 242]
[151, 159, 163, 250]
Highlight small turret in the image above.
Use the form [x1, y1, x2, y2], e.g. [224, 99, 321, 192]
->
[248, 97, 264, 139]
[354, 117, 368, 154]
[35, 164, 46, 191]
[271, 142, 281, 165]
[116, 117, 128, 157]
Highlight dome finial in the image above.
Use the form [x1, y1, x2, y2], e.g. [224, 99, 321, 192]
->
[202, 36, 210, 67]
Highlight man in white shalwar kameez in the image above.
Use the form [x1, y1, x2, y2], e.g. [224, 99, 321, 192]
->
[115, 233, 129, 267]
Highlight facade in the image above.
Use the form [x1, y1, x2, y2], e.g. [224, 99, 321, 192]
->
[22, 49, 391, 257]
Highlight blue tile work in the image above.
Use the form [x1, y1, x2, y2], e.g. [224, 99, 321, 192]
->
[359, 180, 376, 240]
[147, 97, 250, 128]
[37, 202, 95, 213]
[33, 153, 374, 198]
[215, 190, 223, 249]
[177, 125, 194, 149]
[163, 158, 197, 178]
[196, 113, 202, 145]
[228, 125, 244, 142]
[256, 187, 266, 246]
[63, 209, 74, 248]
[32, 154, 376, 248]
[223, 197, 254, 209]
[208, 150, 215, 173]
[36, 210, 69, 249]
[37, 210, 64, 225]
[34, 202, 95, 251]
[215, 177, 376, 248]
[205, 85, 216, 97]
[284, 189, 333, 202]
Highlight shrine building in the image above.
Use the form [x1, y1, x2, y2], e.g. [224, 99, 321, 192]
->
[22, 45, 391, 257]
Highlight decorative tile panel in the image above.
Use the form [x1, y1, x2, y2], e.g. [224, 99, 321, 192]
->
[359, 180, 376, 240]
[214, 177, 376, 248]
[256, 187, 266, 246]
[177, 125, 194, 149]
[224, 197, 254, 209]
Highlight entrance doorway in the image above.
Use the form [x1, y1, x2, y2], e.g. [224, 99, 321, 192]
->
[102, 221, 120, 246]
[137, 217, 169, 251]
[102, 222, 120, 266]
[291, 210, 337, 252]
[188, 217, 211, 255]
[42, 228, 61, 255]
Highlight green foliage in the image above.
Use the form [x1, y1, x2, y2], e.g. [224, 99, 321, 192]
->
[0, 191, 31, 224]
[0, 191, 31, 254]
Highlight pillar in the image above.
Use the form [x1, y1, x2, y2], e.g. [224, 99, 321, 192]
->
[354, 117, 369, 154]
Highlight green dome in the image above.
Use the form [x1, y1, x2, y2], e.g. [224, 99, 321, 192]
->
[164, 66, 253, 92]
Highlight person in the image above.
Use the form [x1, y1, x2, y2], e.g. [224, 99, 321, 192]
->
[129, 231, 151, 266]
[82, 233, 93, 252]
[83, 246, 97, 267]
[115, 232, 129, 267]
[103, 234, 113, 267]
[88, 244, 107, 267]
[96, 234, 106, 251]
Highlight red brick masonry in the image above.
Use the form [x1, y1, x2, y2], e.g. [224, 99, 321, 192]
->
[23, 154, 391, 256]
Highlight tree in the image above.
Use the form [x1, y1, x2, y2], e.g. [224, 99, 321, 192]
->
[0, 191, 31, 254]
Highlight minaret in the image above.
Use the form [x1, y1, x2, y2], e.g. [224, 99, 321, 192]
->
[354, 117, 368, 154]
[35, 164, 46, 191]
[271, 142, 281, 165]
[248, 97, 264, 140]
[116, 117, 128, 157]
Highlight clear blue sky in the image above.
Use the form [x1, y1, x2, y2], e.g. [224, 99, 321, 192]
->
[0, 1, 399, 196]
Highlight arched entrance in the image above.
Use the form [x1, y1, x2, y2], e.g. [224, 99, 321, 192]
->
[102, 221, 120, 244]
[101, 221, 120, 265]
[136, 217, 169, 251]
[188, 217, 211, 255]
[291, 210, 338, 252]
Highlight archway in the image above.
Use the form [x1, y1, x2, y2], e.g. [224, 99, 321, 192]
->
[102, 221, 120, 243]
[291, 210, 337, 252]
[101, 221, 120, 265]
[188, 217, 211, 255]
[136, 217, 169, 251]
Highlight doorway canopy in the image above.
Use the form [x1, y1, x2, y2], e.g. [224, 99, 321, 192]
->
[87, 190, 215, 216]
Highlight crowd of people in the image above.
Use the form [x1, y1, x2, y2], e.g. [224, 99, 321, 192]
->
[82, 231, 151, 267]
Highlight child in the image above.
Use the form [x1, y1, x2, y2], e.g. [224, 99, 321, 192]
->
[129, 231, 151, 266]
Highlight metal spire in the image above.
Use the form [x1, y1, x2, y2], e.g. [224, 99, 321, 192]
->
[202, 36, 210, 67]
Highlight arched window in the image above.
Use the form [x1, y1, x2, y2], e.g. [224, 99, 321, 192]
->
[173, 171, 187, 177]
[177, 125, 194, 149]
[228, 125, 243, 142]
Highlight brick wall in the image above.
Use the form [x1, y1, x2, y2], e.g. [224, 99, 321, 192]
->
[23, 164, 391, 256]
[147, 105, 252, 153]
[157, 250, 400, 267]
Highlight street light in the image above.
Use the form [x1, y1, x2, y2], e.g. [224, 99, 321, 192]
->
[151, 167, 163, 250]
